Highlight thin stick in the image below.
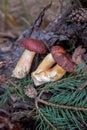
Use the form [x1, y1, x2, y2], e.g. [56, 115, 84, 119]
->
[35, 99, 57, 130]
[38, 99, 87, 111]
[59, 0, 63, 15]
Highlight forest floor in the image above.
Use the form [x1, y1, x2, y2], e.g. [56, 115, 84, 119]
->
[0, 0, 87, 130]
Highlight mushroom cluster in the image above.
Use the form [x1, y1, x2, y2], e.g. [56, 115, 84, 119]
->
[12, 38, 76, 86]
[32, 46, 76, 86]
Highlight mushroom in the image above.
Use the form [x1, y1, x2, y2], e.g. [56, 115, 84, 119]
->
[12, 38, 47, 79]
[32, 53, 55, 74]
[51, 46, 76, 73]
[32, 46, 76, 86]
[32, 46, 66, 74]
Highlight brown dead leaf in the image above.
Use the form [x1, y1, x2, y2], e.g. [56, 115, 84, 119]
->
[72, 46, 86, 64]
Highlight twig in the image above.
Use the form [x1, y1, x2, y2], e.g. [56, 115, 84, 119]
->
[11, 110, 34, 121]
[59, 0, 63, 15]
[34, 1, 52, 27]
[0, 32, 15, 38]
[12, 102, 34, 109]
[18, 2, 52, 40]
[21, 17, 30, 26]
[38, 99, 87, 111]
[35, 99, 57, 130]
[38, 89, 45, 99]
[31, 1, 52, 32]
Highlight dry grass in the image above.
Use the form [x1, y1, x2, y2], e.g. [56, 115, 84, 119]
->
[0, 0, 70, 36]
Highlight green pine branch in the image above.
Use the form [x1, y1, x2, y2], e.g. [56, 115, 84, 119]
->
[0, 64, 87, 130]
[35, 64, 87, 130]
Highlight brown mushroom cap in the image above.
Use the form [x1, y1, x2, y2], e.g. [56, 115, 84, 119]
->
[51, 45, 67, 54]
[51, 46, 76, 72]
[19, 38, 47, 54]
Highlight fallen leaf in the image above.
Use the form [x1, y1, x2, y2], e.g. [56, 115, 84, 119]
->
[72, 46, 86, 64]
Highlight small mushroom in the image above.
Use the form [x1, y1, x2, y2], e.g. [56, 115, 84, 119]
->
[32, 46, 76, 86]
[12, 38, 47, 79]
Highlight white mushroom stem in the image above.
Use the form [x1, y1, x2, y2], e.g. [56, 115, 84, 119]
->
[33, 53, 55, 74]
[12, 50, 35, 79]
[32, 64, 66, 86]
